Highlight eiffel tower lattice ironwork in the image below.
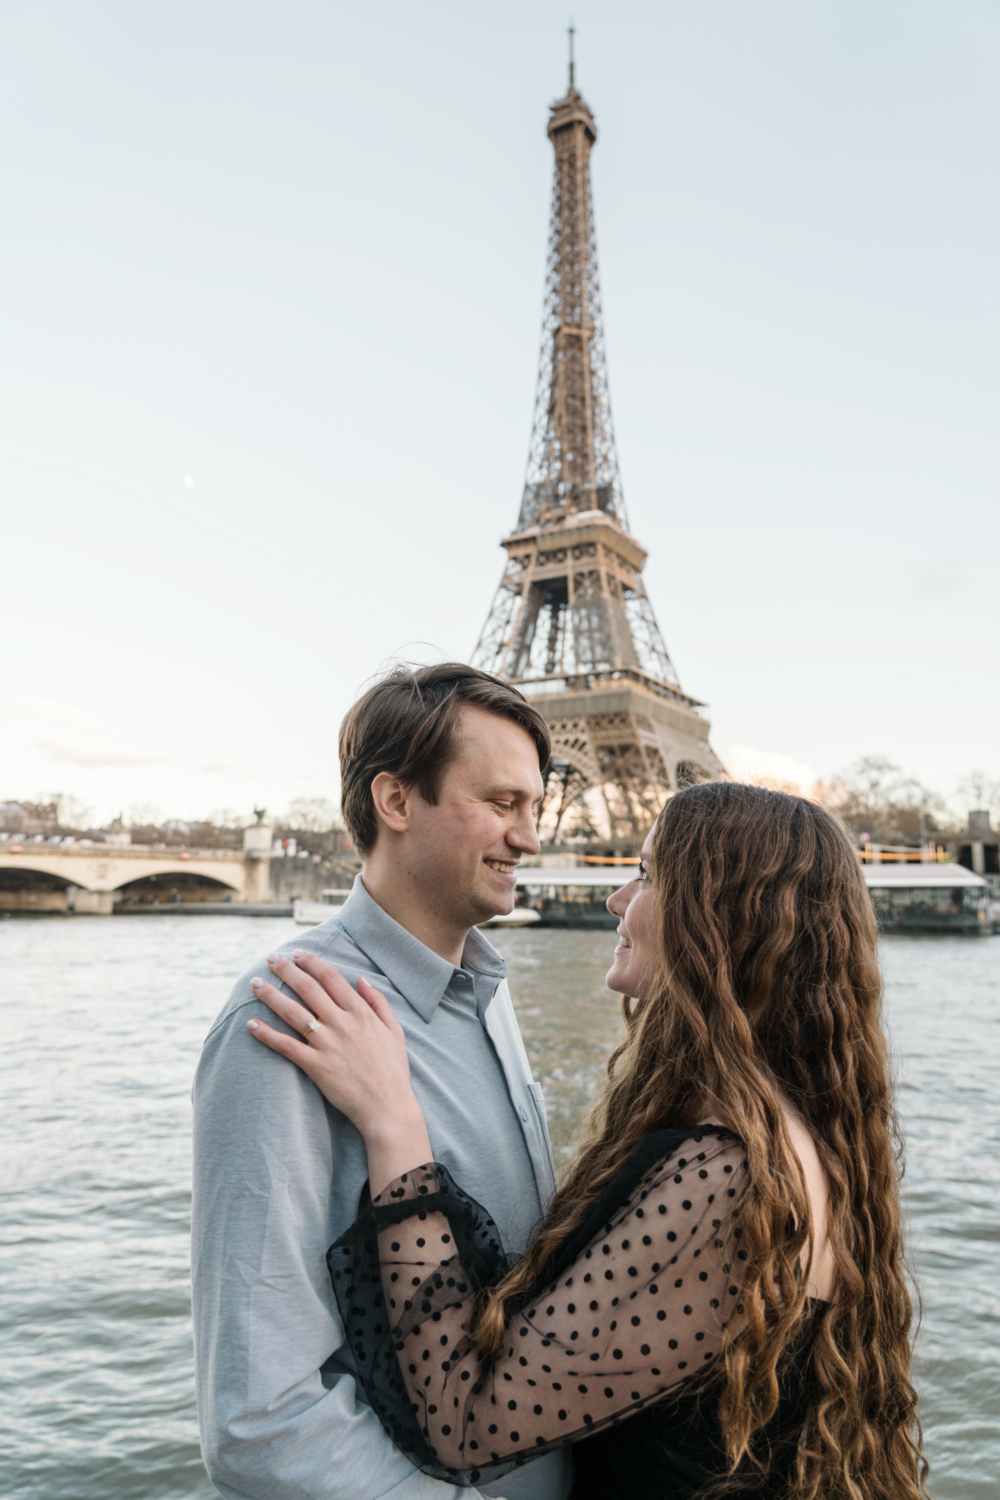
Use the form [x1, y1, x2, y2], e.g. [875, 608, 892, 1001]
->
[472, 55, 721, 843]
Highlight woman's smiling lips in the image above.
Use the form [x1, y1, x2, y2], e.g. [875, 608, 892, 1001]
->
[615, 929, 632, 955]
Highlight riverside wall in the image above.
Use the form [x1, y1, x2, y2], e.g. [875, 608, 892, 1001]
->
[265, 853, 360, 902]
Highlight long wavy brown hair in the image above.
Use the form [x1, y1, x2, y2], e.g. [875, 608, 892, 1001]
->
[473, 781, 928, 1499]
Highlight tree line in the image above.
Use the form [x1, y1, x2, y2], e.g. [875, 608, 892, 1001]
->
[812, 758, 998, 846]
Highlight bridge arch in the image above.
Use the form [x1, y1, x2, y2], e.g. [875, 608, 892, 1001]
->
[0, 848, 249, 911]
[114, 871, 240, 908]
[0, 858, 77, 886]
[0, 865, 74, 913]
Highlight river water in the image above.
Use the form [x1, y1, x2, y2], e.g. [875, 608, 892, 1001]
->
[1, 916, 997, 1499]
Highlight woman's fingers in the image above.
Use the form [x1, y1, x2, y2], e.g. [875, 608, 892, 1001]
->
[287, 950, 371, 1014]
[247, 957, 417, 1133]
[258, 952, 399, 1041]
[246, 1015, 320, 1071]
[356, 976, 404, 1036]
[265, 952, 349, 1020]
[250, 974, 326, 1040]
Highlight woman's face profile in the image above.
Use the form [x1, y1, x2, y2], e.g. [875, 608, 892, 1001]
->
[604, 818, 658, 999]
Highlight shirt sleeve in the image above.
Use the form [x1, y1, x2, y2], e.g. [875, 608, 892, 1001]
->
[191, 985, 464, 1500]
[330, 1131, 748, 1486]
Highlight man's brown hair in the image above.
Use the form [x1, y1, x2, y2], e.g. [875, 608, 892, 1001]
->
[338, 663, 552, 856]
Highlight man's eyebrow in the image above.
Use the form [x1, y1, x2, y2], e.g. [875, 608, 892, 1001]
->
[481, 785, 536, 799]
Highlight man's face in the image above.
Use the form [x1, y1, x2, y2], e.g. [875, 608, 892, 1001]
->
[402, 705, 544, 927]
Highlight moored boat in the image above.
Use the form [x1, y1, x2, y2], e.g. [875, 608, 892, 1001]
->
[293, 889, 353, 926]
[512, 859, 998, 935]
[477, 907, 541, 929]
[861, 861, 994, 934]
[514, 866, 624, 928]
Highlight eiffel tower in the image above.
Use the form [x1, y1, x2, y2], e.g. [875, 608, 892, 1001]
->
[472, 44, 721, 844]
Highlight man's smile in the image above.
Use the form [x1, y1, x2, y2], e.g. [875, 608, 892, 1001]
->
[484, 859, 518, 874]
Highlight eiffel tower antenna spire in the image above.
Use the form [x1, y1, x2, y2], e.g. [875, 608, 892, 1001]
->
[472, 67, 721, 844]
[567, 20, 575, 91]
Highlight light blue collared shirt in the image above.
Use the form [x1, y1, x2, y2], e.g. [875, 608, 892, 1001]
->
[191, 876, 571, 1500]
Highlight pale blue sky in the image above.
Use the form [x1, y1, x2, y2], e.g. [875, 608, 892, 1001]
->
[3, 0, 997, 823]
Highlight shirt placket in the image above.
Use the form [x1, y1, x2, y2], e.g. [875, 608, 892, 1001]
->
[472, 971, 555, 1202]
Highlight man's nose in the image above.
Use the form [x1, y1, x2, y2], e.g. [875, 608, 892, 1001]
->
[507, 806, 541, 856]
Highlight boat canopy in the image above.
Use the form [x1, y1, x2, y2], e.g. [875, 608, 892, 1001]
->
[861, 862, 986, 889]
[516, 862, 988, 891]
[516, 866, 633, 888]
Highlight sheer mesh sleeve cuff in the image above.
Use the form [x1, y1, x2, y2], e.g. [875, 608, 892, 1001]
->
[326, 1162, 514, 1477]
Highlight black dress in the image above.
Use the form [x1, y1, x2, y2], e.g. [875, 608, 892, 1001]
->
[329, 1125, 821, 1498]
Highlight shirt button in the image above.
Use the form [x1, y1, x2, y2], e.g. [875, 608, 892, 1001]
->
[519, 1107, 528, 1122]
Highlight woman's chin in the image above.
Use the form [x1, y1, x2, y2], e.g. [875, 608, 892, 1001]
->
[605, 960, 634, 996]
[605, 959, 652, 1000]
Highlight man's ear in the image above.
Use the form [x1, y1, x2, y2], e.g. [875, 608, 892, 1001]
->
[370, 772, 411, 835]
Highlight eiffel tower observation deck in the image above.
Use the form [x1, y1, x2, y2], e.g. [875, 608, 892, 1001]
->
[472, 48, 721, 844]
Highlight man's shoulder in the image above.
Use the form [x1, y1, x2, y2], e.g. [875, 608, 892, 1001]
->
[202, 915, 370, 1044]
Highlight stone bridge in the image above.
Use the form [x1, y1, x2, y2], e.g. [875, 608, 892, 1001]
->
[0, 840, 270, 914]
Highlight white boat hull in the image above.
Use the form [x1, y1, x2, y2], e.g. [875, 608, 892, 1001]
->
[478, 908, 541, 929]
[296, 899, 541, 930]
[293, 899, 346, 926]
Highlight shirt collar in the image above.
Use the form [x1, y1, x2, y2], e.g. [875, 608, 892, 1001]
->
[336, 874, 508, 1024]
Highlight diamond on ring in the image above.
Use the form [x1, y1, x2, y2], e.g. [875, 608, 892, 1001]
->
[305, 1017, 322, 1034]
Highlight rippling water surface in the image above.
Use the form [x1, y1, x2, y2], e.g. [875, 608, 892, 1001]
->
[1, 917, 997, 1499]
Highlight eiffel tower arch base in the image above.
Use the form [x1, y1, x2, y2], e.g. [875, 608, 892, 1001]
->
[531, 680, 722, 845]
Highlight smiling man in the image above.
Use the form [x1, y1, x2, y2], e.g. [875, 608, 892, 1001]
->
[191, 664, 572, 1500]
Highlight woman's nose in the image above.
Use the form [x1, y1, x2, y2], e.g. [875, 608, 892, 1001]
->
[607, 883, 631, 917]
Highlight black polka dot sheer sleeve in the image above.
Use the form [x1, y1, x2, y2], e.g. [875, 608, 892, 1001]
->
[327, 1126, 749, 1488]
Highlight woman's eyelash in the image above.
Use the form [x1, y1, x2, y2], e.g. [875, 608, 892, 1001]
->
[637, 861, 650, 882]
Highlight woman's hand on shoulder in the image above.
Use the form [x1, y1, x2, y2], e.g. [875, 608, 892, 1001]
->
[246, 951, 421, 1142]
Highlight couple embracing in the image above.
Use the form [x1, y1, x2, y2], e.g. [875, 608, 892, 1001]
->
[192, 664, 927, 1500]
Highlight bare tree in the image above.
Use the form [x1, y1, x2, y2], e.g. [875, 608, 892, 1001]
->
[832, 758, 947, 844]
[955, 770, 1000, 815]
[809, 780, 851, 816]
[887, 777, 946, 845]
[284, 798, 342, 835]
[835, 756, 902, 838]
[128, 803, 164, 830]
[53, 794, 93, 832]
[206, 809, 250, 832]
[841, 756, 901, 818]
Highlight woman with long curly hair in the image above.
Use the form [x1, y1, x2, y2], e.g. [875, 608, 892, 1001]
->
[248, 782, 929, 1498]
